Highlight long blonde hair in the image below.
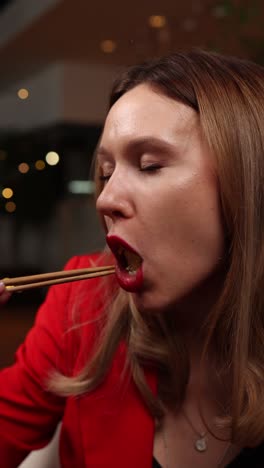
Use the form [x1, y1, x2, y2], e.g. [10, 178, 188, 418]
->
[50, 50, 264, 447]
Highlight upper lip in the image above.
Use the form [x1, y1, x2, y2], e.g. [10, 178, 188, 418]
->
[107, 235, 141, 257]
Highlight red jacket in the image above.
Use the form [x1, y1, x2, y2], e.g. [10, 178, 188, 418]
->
[0, 254, 157, 467]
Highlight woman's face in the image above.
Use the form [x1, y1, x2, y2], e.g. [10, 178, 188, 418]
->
[96, 84, 226, 314]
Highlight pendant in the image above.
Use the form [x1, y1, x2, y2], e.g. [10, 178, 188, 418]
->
[195, 437, 207, 452]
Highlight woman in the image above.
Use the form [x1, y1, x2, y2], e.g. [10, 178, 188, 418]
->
[0, 49, 264, 467]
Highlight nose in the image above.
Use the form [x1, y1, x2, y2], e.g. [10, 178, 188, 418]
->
[96, 170, 134, 223]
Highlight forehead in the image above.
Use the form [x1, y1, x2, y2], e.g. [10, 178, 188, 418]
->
[101, 84, 198, 147]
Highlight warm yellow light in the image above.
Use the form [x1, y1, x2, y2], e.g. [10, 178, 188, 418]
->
[148, 15, 166, 28]
[35, 160, 46, 170]
[0, 150, 7, 160]
[18, 162, 30, 174]
[5, 201, 16, 213]
[100, 40, 117, 53]
[2, 187, 13, 199]
[17, 88, 29, 100]
[45, 151, 60, 166]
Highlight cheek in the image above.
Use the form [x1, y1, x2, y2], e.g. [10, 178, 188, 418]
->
[149, 175, 225, 263]
[185, 198, 225, 270]
[191, 177, 226, 258]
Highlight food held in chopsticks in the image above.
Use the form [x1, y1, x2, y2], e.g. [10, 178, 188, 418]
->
[2, 265, 115, 292]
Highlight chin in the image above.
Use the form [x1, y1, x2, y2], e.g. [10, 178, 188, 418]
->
[131, 290, 172, 315]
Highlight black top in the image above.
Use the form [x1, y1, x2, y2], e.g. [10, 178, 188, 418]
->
[153, 443, 264, 467]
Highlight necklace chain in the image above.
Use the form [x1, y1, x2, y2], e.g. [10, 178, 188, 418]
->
[182, 409, 207, 437]
[182, 409, 208, 452]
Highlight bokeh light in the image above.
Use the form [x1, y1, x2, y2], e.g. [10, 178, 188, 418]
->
[35, 160, 46, 170]
[18, 162, 30, 174]
[45, 151, 60, 166]
[148, 15, 166, 28]
[100, 40, 116, 53]
[17, 88, 29, 100]
[2, 187, 13, 199]
[5, 201, 16, 213]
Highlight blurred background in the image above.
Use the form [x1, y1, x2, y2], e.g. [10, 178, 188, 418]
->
[0, 0, 263, 366]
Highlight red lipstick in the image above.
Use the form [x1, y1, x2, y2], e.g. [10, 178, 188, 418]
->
[106, 235, 143, 292]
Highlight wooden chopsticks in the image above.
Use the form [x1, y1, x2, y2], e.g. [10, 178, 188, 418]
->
[2, 265, 115, 292]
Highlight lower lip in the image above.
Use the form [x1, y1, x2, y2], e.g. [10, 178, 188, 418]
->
[115, 264, 143, 292]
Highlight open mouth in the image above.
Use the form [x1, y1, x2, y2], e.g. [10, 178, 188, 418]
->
[116, 245, 142, 275]
[107, 235, 143, 276]
[107, 235, 144, 292]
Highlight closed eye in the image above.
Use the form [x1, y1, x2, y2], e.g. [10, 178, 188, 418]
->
[99, 174, 112, 182]
[99, 164, 162, 183]
[140, 164, 162, 173]
[99, 174, 112, 180]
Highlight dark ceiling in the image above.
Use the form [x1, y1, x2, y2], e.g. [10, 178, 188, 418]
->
[0, 0, 263, 90]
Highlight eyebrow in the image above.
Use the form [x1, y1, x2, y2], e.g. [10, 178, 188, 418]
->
[96, 136, 177, 161]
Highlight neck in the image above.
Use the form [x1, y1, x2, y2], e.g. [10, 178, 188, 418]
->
[168, 266, 225, 335]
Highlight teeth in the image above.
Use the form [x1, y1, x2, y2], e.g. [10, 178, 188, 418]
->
[126, 265, 137, 275]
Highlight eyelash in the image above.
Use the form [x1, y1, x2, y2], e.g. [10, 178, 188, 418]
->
[99, 164, 162, 182]
[99, 174, 111, 182]
[140, 164, 161, 173]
